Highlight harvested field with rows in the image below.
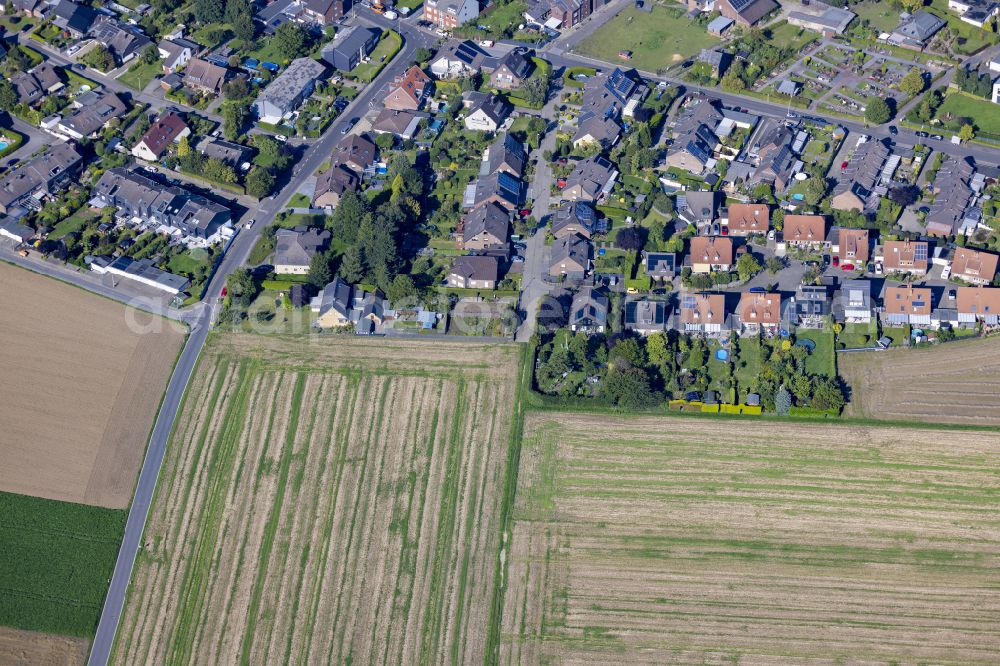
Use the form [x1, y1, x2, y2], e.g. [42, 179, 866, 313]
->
[113, 334, 525, 666]
[0, 262, 185, 508]
[0, 627, 88, 666]
[839, 336, 1000, 426]
[500, 413, 1000, 664]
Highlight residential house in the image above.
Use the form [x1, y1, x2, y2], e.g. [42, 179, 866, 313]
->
[302, 0, 352, 24]
[11, 63, 64, 105]
[90, 17, 151, 65]
[712, 0, 778, 26]
[949, 0, 1000, 28]
[624, 299, 669, 335]
[183, 58, 229, 96]
[131, 112, 191, 162]
[950, 247, 999, 285]
[274, 226, 331, 274]
[334, 132, 377, 174]
[0, 142, 81, 214]
[679, 292, 728, 335]
[472, 170, 524, 210]
[888, 10, 946, 49]
[482, 132, 526, 177]
[424, 0, 479, 29]
[839, 279, 873, 324]
[3, 0, 46, 18]
[782, 214, 827, 249]
[200, 138, 254, 167]
[384, 66, 432, 111]
[489, 50, 533, 90]
[313, 163, 359, 208]
[562, 155, 618, 202]
[829, 227, 870, 265]
[0, 218, 35, 243]
[831, 138, 891, 212]
[571, 68, 642, 148]
[462, 201, 510, 249]
[447, 255, 499, 289]
[736, 291, 782, 335]
[253, 57, 326, 125]
[750, 124, 797, 192]
[312, 276, 355, 327]
[550, 200, 597, 239]
[666, 95, 722, 174]
[430, 40, 489, 79]
[883, 284, 932, 326]
[723, 202, 769, 236]
[688, 236, 734, 273]
[792, 283, 831, 327]
[158, 37, 197, 73]
[91, 168, 231, 241]
[695, 48, 728, 78]
[676, 190, 719, 228]
[882, 239, 929, 275]
[524, 0, 592, 29]
[572, 113, 621, 149]
[321, 26, 380, 71]
[55, 90, 128, 139]
[549, 233, 591, 278]
[51, 0, 96, 37]
[957, 286, 1000, 326]
[371, 108, 423, 139]
[463, 91, 510, 132]
[96, 256, 189, 294]
[569, 287, 609, 334]
[644, 251, 676, 282]
[926, 156, 975, 236]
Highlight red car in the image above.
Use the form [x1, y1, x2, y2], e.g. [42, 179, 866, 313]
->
[841, 263, 854, 271]
[721, 226, 729, 236]
[519, 208, 532, 217]
[840, 161, 848, 170]
[832, 256, 839, 267]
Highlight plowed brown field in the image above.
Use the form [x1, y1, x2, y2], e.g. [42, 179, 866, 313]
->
[0, 627, 88, 666]
[501, 413, 1000, 665]
[839, 336, 1000, 426]
[0, 262, 184, 508]
[113, 334, 523, 665]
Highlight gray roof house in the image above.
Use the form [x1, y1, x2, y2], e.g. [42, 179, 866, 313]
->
[463, 201, 510, 249]
[0, 218, 35, 243]
[321, 26, 381, 72]
[489, 50, 533, 90]
[677, 190, 719, 227]
[430, 40, 490, 79]
[482, 132, 526, 177]
[550, 232, 591, 278]
[52, 0, 96, 36]
[472, 170, 524, 210]
[624, 299, 669, 335]
[447, 254, 500, 289]
[644, 251, 676, 281]
[90, 16, 151, 65]
[253, 57, 326, 125]
[92, 168, 231, 240]
[889, 10, 946, 49]
[569, 287, 609, 334]
[666, 94, 723, 174]
[926, 156, 975, 236]
[562, 156, 618, 203]
[200, 138, 254, 166]
[273, 226, 331, 274]
[463, 91, 510, 132]
[0, 142, 82, 214]
[56, 90, 128, 139]
[838, 279, 873, 324]
[831, 138, 891, 213]
[551, 200, 597, 239]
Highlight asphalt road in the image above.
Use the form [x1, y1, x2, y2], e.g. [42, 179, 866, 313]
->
[85, 21, 432, 666]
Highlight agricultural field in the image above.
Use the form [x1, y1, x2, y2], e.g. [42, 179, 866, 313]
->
[576, 5, 719, 72]
[500, 413, 1000, 664]
[839, 336, 1000, 425]
[0, 263, 185, 508]
[0, 492, 125, 638]
[113, 334, 525, 665]
[0, 627, 88, 666]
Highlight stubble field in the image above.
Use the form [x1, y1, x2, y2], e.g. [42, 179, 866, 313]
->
[0, 262, 185, 508]
[500, 413, 1000, 664]
[0, 627, 88, 666]
[113, 334, 525, 665]
[839, 337, 1000, 426]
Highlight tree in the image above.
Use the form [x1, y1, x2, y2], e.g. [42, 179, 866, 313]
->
[193, 0, 224, 24]
[0, 80, 16, 112]
[900, 0, 925, 13]
[231, 8, 255, 42]
[82, 44, 116, 72]
[227, 267, 257, 307]
[610, 337, 646, 368]
[888, 184, 919, 206]
[898, 67, 925, 97]
[864, 96, 891, 125]
[245, 167, 275, 198]
[329, 190, 367, 243]
[375, 132, 395, 152]
[414, 47, 432, 64]
[222, 101, 249, 140]
[222, 77, 249, 100]
[959, 123, 975, 142]
[141, 44, 159, 65]
[602, 367, 657, 410]
[338, 245, 365, 282]
[274, 22, 310, 59]
[804, 175, 827, 206]
[810, 378, 845, 412]
[615, 227, 643, 251]
[307, 251, 332, 289]
[177, 135, 191, 158]
[736, 252, 763, 282]
[386, 274, 417, 304]
[518, 75, 548, 108]
[775, 385, 791, 415]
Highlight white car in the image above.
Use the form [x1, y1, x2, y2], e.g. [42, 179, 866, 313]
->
[245, 219, 255, 229]
[940, 265, 951, 279]
[874, 262, 883, 275]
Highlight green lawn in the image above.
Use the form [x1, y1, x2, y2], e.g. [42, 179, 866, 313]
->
[837, 321, 877, 349]
[733, 336, 762, 400]
[49, 208, 97, 240]
[287, 192, 312, 208]
[0, 491, 126, 637]
[936, 92, 1000, 136]
[350, 30, 401, 82]
[576, 4, 719, 71]
[852, 1, 902, 32]
[928, 0, 999, 55]
[118, 58, 161, 91]
[795, 328, 836, 377]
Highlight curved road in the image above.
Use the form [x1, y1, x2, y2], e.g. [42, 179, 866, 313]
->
[85, 21, 433, 666]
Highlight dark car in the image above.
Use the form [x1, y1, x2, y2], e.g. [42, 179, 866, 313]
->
[888, 126, 898, 135]
[915, 131, 929, 138]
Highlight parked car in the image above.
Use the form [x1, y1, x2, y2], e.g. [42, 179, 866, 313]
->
[832, 256, 839, 267]
[512, 255, 524, 263]
[245, 219, 255, 229]
[888, 125, 898, 135]
[874, 262, 883, 275]
[915, 131, 929, 138]
[841, 263, 854, 271]
[931, 134, 944, 141]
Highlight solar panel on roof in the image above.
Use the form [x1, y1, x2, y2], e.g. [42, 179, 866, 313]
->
[914, 244, 928, 261]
